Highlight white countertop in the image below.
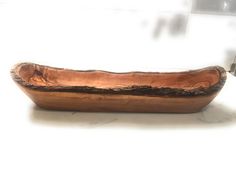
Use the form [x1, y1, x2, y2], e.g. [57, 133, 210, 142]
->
[1, 0, 236, 177]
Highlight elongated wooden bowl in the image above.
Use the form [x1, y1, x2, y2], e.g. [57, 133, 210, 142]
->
[11, 63, 227, 113]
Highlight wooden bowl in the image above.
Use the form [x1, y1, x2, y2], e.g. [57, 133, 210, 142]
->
[11, 63, 227, 113]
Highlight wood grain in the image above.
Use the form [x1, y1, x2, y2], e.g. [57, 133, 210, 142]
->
[11, 63, 227, 113]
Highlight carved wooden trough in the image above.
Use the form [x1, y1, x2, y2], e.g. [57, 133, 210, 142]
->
[11, 63, 227, 113]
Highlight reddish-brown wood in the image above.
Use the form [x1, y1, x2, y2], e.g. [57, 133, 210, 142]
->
[11, 63, 227, 113]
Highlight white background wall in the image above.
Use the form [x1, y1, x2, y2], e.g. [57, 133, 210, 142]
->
[1, 0, 236, 72]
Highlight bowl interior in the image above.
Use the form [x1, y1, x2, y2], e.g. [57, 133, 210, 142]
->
[16, 63, 221, 90]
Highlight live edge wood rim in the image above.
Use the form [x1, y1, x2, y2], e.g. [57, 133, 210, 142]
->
[11, 62, 227, 97]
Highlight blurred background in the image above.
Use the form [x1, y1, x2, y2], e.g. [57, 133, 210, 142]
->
[0, 0, 236, 72]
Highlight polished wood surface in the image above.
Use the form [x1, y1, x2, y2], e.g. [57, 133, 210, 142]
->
[11, 63, 227, 113]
